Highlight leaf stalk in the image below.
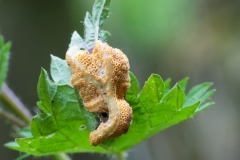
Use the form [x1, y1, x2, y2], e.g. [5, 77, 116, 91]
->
[0, 83, 32, 123]
[115, 152, 125, 160]
[50, 153, 71, 160]
[0, 108, 26, 127]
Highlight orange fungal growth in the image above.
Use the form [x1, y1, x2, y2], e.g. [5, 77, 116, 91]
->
[66, 40, 132, 146]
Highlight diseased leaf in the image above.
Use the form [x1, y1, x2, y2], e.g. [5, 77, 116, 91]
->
[4, 0, 216, 157]
[6, 68, 105, 155]
[92, 0, 111, 27]
[74, 88, 98, 132]
[101, 74, 210, 152]
[6, 56, 215, 156]
[102, 72, 150, 151]
[0, 36, 11, 90]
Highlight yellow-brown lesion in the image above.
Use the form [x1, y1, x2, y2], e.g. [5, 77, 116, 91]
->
[66, 40, 132, 146]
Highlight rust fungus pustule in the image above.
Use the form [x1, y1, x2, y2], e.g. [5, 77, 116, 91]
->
[66, 40, 132, 146]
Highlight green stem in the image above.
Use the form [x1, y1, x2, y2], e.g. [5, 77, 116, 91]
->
[51, 153, 71, 160]
[0, 108, 26, 127]
[0, 83, 32, 123]
[99, 144, 126, 160]
[115, 152, 125, 160]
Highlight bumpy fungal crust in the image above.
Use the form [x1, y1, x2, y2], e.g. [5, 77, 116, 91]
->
[66, 40, 132, 146]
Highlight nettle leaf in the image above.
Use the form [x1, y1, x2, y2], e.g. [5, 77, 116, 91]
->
[102, 73, 214, 151]
[69, 0, 111, 51]
[6, 68, 105, 155]
[0, 36, 11, 90]
[92, 0, 111, 27]
[50, 55, 72, 86]
[69, 31, 85, 49]
[178, 77, 189, 92]
[84, 12, 95, 50]
[99, 30, 111, 42]
[5, 56, 215, 156]
[18, 127, 32, 138]
[163, 78, 171, 96]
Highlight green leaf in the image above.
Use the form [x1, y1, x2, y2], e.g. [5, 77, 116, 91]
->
[184, 82, 213, 107]
[50, 55, 72, 86]
[0, 36, 11, 90]
[92, 0, 111, 27]
[139, 74, 164, 113]
[164, 78, 171, 96]
[6, 68, 105, 155]
[128, 72, 140, 95]
[196, 102, 215, 113]
[18, 127, 32, 138]
[74, 88, 98, 132]
[69, 31, 85, 49]
[101, 74, 213, 152]
[196, 88, 216, 113]
[6, 56, 215, 156]
[177, 77, 189, 92]
[102, 73, 151, 151]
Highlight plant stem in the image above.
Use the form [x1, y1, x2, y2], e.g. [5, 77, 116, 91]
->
[115, 152, 125, 160]
[99, 144, 126, 160]
[0, 83, 32, 123]
[0, 108, 26, 127]
[50, 153, 71, 160]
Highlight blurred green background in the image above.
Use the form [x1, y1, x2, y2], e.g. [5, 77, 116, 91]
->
[0, 0, 240, 159]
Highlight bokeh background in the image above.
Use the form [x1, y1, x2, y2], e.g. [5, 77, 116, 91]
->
[0, 0, 240, 159]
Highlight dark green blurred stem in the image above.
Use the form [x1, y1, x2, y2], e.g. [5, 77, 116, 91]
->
[0, 83, 32, 123]
[51, 153, 71, 160]
[100, 144, 126, 160]
[0, 108, 26, 127]
[115, 152, 125, 160]
[0, 83, 71, 160]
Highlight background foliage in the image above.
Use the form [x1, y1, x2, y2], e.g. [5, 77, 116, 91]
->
[0, 0, 240, 159]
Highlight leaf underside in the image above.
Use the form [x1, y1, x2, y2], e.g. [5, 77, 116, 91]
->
[69, 0, 111, 51]
[5, 55, 215, 155]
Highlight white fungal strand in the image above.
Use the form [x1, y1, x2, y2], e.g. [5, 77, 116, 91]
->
[66, 40, 132, 146]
